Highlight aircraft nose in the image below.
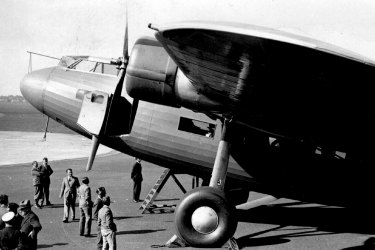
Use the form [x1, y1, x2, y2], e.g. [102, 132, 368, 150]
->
[20, 67, 54, 112]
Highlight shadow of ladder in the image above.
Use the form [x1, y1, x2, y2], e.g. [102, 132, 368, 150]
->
[139, 168, 186, 214]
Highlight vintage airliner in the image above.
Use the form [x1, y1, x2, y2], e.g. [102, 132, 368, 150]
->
[20, 18, 375, 247]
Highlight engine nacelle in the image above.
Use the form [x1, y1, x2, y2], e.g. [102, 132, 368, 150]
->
[126, 36, 222, 111]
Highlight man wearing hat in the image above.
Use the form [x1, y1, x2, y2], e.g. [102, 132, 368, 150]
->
[77, 176, 92, 237]
[0, 211, 21, 250]
[18, 200, 42, 250]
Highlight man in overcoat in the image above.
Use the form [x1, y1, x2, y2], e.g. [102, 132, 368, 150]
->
[18, 200, 42, 250]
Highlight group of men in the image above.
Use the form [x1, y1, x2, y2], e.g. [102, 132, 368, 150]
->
[58, 169, 117, 250]
[0, 194, 42, 250]
[31, 157, 53, 209]
[0, 157, 143, 249]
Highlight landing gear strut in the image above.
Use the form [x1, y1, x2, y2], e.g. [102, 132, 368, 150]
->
[174, 119, 238, 247]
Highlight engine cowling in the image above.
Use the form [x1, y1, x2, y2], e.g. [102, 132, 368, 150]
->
[125, 36, 222, 111]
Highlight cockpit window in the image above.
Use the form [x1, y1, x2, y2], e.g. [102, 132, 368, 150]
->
[59, 56, 120, 76]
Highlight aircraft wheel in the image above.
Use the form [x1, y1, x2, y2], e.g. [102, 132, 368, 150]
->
[174, 186, 238, 247]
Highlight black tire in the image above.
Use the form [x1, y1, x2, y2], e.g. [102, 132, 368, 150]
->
[174, 186, 238, 247]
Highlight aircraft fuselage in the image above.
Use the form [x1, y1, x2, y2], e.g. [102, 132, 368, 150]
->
[22, 66, 252, 184]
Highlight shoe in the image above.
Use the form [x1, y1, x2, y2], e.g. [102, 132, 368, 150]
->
[62, 219, 68, 223]
[46, 202, 52, 206]
[34, 205, 41, 209]
[84, 234, 90, 237]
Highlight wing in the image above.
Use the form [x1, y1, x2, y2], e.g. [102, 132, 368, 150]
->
[154, 21, 375, 107]
[153, 21, 375, 146]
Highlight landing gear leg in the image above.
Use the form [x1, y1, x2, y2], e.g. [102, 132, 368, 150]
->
[173, 119, 238, 247]
[210, 118, 231, 189]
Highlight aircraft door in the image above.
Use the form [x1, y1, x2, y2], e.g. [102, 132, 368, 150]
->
[77, 90, 133, 137]
[77, 90, 109, 136]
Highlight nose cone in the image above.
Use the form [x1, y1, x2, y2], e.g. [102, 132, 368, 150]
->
[20, 67, 54, 112]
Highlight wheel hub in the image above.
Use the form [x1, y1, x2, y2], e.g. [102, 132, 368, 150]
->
[191, 206, 218, 234]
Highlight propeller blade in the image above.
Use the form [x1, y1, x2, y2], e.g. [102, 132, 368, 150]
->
[123, 0, 129, 60]
[103, 0, 129, 134]
[86, 135, 100, 171]
[83, 1, 130, 171]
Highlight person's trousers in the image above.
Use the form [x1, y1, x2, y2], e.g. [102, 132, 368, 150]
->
[42, 182, 51, 204]
[34, 184, 44, 203]
[102, 230, 116, 250]
[133, 181, 141, 201]
[96, 225, 103, 250]
[79, 206, 92, 235]
[63, 200, 76, 220]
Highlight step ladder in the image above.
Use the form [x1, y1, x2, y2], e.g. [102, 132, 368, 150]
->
[139, 168, 186, 214]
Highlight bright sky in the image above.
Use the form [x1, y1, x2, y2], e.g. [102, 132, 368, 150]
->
[1, 0, 375, 95]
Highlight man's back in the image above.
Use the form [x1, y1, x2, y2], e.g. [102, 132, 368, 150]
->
[98, 205, 114, 233]
[78, 184, 91, 207]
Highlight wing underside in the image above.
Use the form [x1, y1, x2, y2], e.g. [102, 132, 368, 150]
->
[154, 21, 375, 151]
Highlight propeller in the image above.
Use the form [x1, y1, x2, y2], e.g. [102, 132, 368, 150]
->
[86, 1, 130, 171]
[103, 0, 129, 135]
[121, 1, 139, 132]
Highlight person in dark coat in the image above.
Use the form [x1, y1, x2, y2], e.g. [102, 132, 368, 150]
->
[59, 168, 80, 223]
[130, 158, 143, 202]
[93, 187, 107, 250]
[0, 212, 21, 250]
[31, 161, 44, 209]
[40, 157, 54, 206]
[18, 200, 42, 250]
[7, 203, 23, 230]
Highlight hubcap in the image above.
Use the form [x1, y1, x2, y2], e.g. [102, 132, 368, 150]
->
[191, 206, 218, 234]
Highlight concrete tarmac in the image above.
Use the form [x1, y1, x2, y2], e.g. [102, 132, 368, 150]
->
[1, 132, 375, 249]
[0, 131, 112, 166]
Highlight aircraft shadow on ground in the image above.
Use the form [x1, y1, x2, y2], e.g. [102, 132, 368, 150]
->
[236, 201, 375, 248]
[341, 237, 375, 250]
[114, 216, 142, 221]
[116, 229, 166, 235]
[38, 243, 68, 249]
[46, 204, 64, 208]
